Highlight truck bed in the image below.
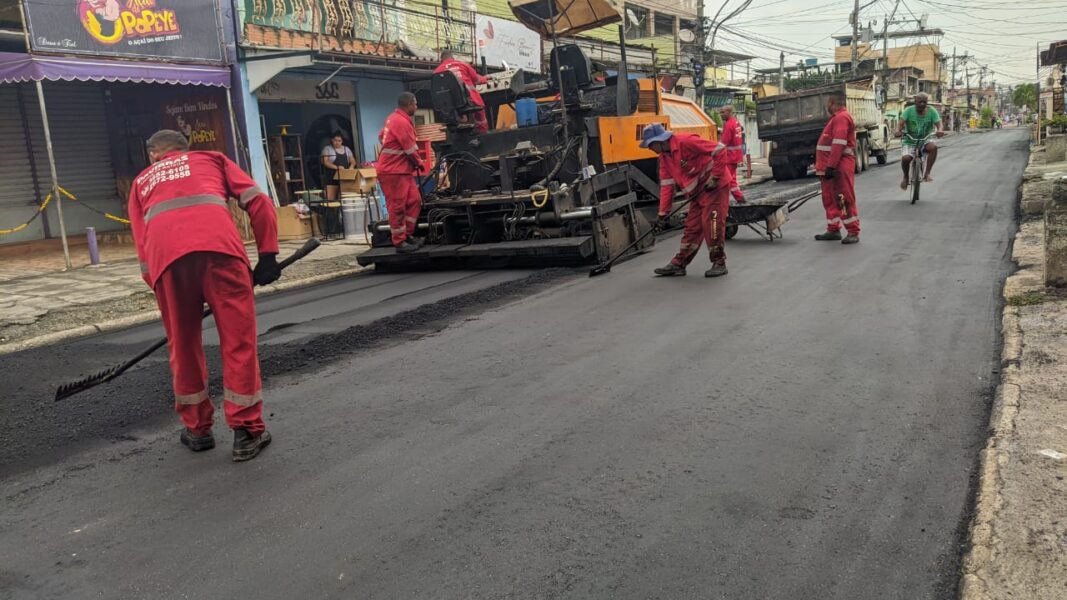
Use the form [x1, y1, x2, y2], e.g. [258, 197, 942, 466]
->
[756, 82, 881, 141]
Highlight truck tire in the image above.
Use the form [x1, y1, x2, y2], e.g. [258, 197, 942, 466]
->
[771, 163, 795, 181]
[875, 150, 887, 165]
[861, 140, 870, 171]
[792, 160, 809, 179]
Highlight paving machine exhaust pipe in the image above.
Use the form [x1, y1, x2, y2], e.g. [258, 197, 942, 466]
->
[589, 197, 692, 277]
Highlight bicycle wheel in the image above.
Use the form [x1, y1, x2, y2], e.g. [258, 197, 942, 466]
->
[910, 157, 922, 204]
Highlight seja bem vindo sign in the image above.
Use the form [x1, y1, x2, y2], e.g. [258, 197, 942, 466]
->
[24, 0, 224, 63]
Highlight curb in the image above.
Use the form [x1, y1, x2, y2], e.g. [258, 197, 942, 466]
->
[0, 265, 368, 356]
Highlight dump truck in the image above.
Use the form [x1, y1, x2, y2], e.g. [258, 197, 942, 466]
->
[355, 0, 717, 270]
[757, 81, 890, 181]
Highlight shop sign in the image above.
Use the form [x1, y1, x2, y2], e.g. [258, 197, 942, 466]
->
[163, 94, 228, 153]
[25, 0, 224, 63]
[475, 15, 541, 73]
[255, 78, 357, 103]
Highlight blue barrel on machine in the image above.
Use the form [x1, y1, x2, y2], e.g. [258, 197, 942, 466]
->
[516, 98, 539, 127]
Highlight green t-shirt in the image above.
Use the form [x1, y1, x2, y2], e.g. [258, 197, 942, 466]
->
[901, 105, 941, 145]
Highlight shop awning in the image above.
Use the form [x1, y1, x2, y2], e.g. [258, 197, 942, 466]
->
[0, 52, 230, 88]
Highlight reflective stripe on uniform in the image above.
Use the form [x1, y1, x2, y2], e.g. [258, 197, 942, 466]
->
[175, 389, 209, 405]
[224, 388, 262, 407]
[239, 186, 264, 208]
[404, 145, 419, 155]
[660, 178, 676, 186]
[842, 216, 859, 224]
[816, 145, 833, 151]
[404, 216, 417, 223]
[843, 148, 855, 155]
[710, 143, 726, 156]
[144, 194, 228, 223]
[726, 145, 745, 151]
[380, 148, 405, 155]
[832, 138, 848, 145]
[827, 218, 842, 225]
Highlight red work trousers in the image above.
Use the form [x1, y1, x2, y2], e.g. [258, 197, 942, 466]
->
[727, 163, 744, 201]
[154, 252, 265, 436]
[378, 174, 422, 246]
[671, 184, 731, 268]
[820, 157, 860, 236]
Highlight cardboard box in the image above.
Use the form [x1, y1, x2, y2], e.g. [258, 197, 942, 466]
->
[275, 205, 312, 241]
[337, 167, 378, 194]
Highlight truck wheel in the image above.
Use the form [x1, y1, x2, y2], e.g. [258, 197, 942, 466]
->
[771, 164, 795, 181]
[792, 161, 809, 179]
[726, 224, 738, 240]
[876, 152, 887, 165]
[861, 140, 870, 171]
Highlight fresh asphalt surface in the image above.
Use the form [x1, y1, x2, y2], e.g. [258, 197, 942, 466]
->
[1, 130, 1024, 599]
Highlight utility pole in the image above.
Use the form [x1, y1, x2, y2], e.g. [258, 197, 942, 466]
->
[965, 60, 971, 118]
[779, 51, 785, 92]
[978, 66, 987, 108]
[950, 47, 957, 93]
[851, 0, 860, 71]
[695, 0, 705, 110]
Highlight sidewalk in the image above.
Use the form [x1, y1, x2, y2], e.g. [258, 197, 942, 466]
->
[0, 237, 370, 351]
[961, 145, 1067, 599]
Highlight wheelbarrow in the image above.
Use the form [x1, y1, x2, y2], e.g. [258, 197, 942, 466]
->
[725, 190, 819, 241]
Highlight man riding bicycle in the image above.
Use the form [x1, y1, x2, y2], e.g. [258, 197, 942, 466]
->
[895, 92, 945, 190]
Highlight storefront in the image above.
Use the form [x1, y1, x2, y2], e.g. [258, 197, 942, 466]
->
[0, 0, 233, 250]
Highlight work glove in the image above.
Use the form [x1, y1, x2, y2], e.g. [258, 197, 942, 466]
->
[253, 253, 281, 286]
[823, 167, 837, 180]
[655, 214, 670, 231]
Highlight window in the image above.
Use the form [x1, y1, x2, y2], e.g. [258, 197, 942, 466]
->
[654, 13, 674, 37]
[624, 4, 650, 39]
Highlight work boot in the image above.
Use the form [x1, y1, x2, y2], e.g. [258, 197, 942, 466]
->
[841, 234, 860, 245]
[180, 429, 215, 452]
[232, 429, 272, 462]
[814, 230, 842, 241]
[407, 236, 425, 249]
[704, 264, 728, 278]
[654, 263, 686, 277]
[395, 239, 418, 254]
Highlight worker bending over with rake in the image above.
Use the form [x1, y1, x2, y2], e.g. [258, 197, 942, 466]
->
[642, 123, 734, 278]
[129, 130, 279, 462]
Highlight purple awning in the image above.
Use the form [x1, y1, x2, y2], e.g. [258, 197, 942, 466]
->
[0, 52, 230, 88]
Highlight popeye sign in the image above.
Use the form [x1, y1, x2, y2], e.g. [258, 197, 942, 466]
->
[25, 0, 223, 62]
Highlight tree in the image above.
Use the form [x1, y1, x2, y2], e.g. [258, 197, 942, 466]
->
[1012, 83, 1037, 111]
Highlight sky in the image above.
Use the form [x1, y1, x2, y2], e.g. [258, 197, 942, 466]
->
[673, 0, 1067, 86]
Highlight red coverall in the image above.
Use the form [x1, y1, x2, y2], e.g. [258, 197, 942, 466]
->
[720, 115, 746, 202]
[659, 134, 734, 268]
[815, 108, 860, 236]
[434, 58, 489, 132]
[128, 151, 278, 436]
[377, 108, 423, 246]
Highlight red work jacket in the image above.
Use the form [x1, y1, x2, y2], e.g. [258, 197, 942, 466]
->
[376, 108, 420, 175]
[815, 108, 857, 171]
[434, 58, 488, 108]
[128, 151, 279, 288]
[657, 134, 733, 214]
[720, 116, 745, 164]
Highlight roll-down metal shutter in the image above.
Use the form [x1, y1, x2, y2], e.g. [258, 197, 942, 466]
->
[0, 85, 45, 243]
[21, 81, 123, 234]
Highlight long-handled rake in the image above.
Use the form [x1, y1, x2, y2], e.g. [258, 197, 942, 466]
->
[54, 238, 322, 401]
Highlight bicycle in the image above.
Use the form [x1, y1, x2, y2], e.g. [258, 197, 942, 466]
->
[903, 133, 933, 204]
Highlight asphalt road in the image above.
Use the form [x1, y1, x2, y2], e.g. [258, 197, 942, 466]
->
[1, 130, 1024, 599]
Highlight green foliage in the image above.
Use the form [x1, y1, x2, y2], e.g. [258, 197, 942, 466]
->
[785, 71, 837, 92]
[979, 106, 994, 128]
[1007, 292, 1046, 306]
[743, 99, 758, 115]
[1040, 114, 1067, 130]
[1012, 83, 1038, 112]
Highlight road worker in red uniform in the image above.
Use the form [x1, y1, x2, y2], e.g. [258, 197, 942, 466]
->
[129, 130, 279, 462]
[642, 123, 734, 278]
[434, 50, 489, 133]
[718, 105, 746, 203]
[814, 90, 860, 244]
[377, 92, 426, 254]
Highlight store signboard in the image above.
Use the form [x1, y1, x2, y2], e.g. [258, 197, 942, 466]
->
[255, 78, 357, 103]
[476, 15, 541, 73]
[24, 0, 224, 63]
[162, 93, 228, 153]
